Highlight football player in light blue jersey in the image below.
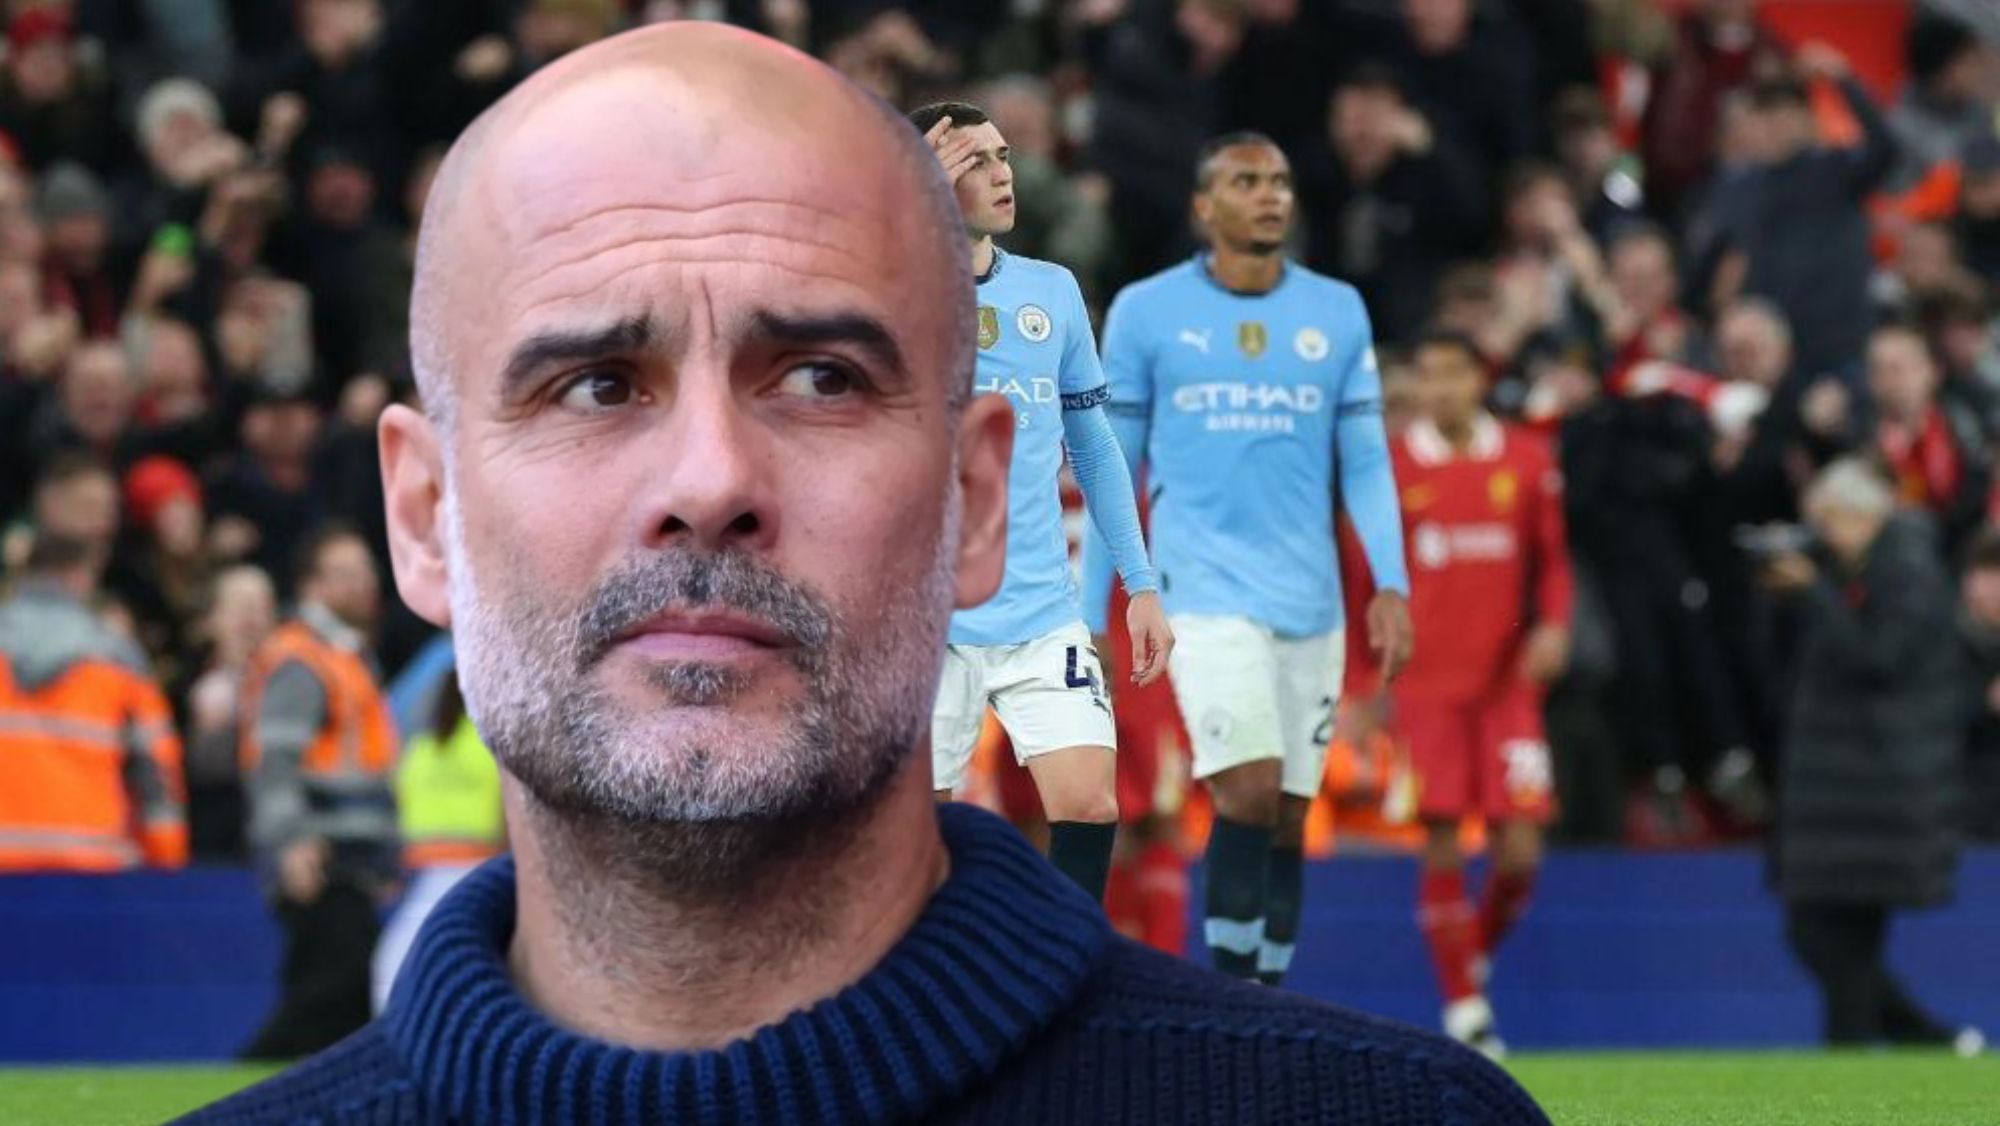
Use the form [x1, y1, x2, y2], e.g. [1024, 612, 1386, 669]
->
[1082, 132, 1413, 984]
[912, 102, 1172, 902]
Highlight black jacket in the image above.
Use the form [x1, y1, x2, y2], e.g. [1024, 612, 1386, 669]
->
[1777, 514, 1963, 907]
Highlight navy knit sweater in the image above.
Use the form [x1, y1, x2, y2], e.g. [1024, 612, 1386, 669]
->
[179, 805, 1549, 1125]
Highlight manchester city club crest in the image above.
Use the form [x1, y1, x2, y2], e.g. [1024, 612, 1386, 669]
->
[1017, 304, 1052, 343]
[1294, 326, 1330, 361]
[1237, 320, 1267, 358]
[976, 305, 999, 350]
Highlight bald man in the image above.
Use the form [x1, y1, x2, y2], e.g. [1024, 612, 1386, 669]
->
[183, 24, 1547, 1126]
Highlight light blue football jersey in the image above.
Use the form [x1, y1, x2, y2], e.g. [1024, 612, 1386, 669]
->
[951, 250, 1155, 647]
[1081, 256, 1408, 638]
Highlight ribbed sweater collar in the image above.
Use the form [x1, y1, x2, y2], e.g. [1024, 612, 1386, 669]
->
[383, 803, 1111, 1125]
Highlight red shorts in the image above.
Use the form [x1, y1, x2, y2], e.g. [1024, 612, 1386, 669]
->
[1395, 683, 1555, 824]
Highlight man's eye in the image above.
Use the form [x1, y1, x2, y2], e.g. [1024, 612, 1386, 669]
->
[774, 362, 861, 400]
[556, 370, 637, 412]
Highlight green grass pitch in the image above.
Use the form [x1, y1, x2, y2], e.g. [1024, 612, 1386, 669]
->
[0, 1052, 1992, 1125]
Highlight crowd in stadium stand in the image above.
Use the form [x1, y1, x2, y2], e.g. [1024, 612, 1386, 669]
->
[4, 0, 2000, 895]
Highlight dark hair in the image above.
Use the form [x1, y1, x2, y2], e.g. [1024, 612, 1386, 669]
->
[907, 101, 988, 136]
[1908, 12, 1979, 88]
[24, 532, 99, 576]
[1194, 130, 1282, 190]
[1335, 61, 1404, 99]
[291, 520, 366, 593]
[1607, 219, 1674, 260]
[1436, 261, 1496, 305]
[1499, 160, 1567, 207]
[1414, 327, 1486, 367]
[1915, 280, 1991, 331]
[1551, 86, 1610, 137]
[33, 449, 113, 498]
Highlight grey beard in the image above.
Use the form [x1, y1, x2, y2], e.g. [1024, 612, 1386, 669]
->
[441, 482, 955, 899]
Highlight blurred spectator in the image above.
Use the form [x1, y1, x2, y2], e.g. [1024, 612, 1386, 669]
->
[979, 75, 1114, 307]
[1081, 0, 1242, 280]
[103, 454, 211, 682]
[1712, 49, 1898, 383]
[370, 667, 504, 1015]
[1561, 341, 1754, 841]
[1604, 223, 1697, 367]
[30, 340, 135, 468]
[1489, 163, 1606, 367]
[1640, 0, 1789, 227]
[115, 77, 251, 258]
[182, 563, 278, 862]
[1952, 133, 2000, 289]
[0, 6, 121, 173]
[240, 523, 397, 1060]
[0, 161, 44, 265]
[1551, 87, 1644, 246]
[0, 532, 187, 871]
[1864, 321, 1990, 555]
[1888, 11, 1998, 192]
[1915, 281, 2000, 442]
[237, 0, 403, 182]
[1354, 0, 1539, 183]
[1220, 0, 1345, 157]
[823, 5, 958, 110]
[1767, 459, 1972, 1050]
[1874, 220, 1976, 322]
[207, 382, 328, 594]
[266, 142, 405, 385]
[38, 160, 122, 337]
[15, 451, 120, 573]
[211, 274, 316, 394]
[1297, 63, 1484, 346]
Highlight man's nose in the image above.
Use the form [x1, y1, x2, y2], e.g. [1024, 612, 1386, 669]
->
[636, 371, 776, 555]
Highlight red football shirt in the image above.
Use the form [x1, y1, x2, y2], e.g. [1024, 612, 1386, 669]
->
[1348, 415, 1573, 702]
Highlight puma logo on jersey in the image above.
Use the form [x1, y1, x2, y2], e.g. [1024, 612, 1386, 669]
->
[1179, 329, 1212, 355]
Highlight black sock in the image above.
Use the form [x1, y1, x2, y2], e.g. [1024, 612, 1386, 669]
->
[1204, 816, 1272, 980]
[1047, 821, 1117, 903]
[1259, 844, 1304, 986]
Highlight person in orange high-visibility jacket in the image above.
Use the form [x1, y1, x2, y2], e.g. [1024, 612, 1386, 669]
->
[239, 524, 400, 1061]
[0, 534, 187, 871]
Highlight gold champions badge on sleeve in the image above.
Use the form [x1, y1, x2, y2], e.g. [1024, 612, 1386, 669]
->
[977, 306, 1000, 350]
[1237, 321, 1267, 358]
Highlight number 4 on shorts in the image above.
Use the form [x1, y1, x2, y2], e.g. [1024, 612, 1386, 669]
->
[1063, 646, 1096, 689]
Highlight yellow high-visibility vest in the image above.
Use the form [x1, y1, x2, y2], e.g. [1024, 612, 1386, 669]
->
[396, 717, 503, 868]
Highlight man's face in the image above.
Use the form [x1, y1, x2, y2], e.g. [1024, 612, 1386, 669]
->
[1404, 0, 1470, 53]
[61, 347, 133, 447]
[1330, 86, 1397, 171]
[1610, 236, 1676, 322]
[1964, 566, 2000, 626]
[1895, 225, 1957, 293]
[36, 472, 118, 549]
[11, 40, 74, 102]
[47, 212, 107, 274]
[1196, 142, 1294, 254]
[382, 59, 1007, 846]
[1415, 342, 1484, 430]
[1868, 331, 1938, 422]
[948, 121, 1015, 239]
[1811, 504, 1883, 566]
[1749, 103, 1813, 164]
[309, 536, 381, 632]
[1717, 309, 1789, 388]
[143, 323, 208, 420]
[307, 161, 375, 229]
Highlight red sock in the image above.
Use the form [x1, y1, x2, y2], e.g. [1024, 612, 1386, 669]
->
[1135, 840, 1191, 957]
[1478, 868, 1536, 953]
[1418, 866, 1479, 1003]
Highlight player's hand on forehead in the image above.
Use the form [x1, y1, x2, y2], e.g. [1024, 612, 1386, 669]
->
[925, 116, 981, 184]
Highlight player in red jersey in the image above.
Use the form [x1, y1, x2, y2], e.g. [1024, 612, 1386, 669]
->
[1392, 329, 1573, 1058]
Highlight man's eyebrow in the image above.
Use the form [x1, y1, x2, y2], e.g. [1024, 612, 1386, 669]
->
[497, 314, 658, 401]
[747, 309, 907, 380]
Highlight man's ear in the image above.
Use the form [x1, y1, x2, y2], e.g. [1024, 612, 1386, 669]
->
[378, 403, 452, 627]
[953, 392, 1015, 610]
